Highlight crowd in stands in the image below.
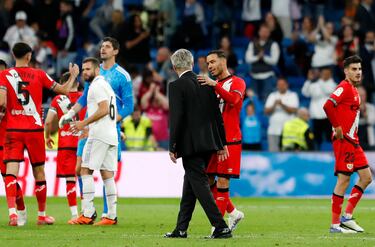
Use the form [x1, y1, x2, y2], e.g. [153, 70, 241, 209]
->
[0, 0, 375, 151]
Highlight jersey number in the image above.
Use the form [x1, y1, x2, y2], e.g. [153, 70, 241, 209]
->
[109, 96, 115, 120]
[17, 81, 30, 105]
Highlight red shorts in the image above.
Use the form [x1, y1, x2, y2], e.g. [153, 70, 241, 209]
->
[4, 131, 45, 166]
[56, 149, 77, 177]
[206, 143, 241, 178]
[333, 139, 369, 176]
[0, 147, 5, 175]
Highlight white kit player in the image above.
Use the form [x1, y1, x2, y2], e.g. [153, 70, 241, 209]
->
[65, 57, 118, 225]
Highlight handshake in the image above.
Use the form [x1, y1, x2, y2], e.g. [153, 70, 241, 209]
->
[58, 109, 76, 128]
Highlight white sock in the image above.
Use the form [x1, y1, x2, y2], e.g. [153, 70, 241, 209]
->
[38, 211, 46, 217]
[331, 223, 340, 228]
[103, 177, 117, 220]
[9, 208, 16, 216]
[345, 213, 352, 219]
[228, 208, 238, 217]
[70, 206, 78, 218]
[81, 175, 95, 217]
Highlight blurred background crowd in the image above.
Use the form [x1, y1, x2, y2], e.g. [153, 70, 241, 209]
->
[0, 0, 374, 152]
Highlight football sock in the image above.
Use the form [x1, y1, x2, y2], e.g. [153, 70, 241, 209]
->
[5, 174, 17, 215]
[345, 185, 364, 218]
[66, 180, 77, 209]
[210, 181, 217, 199]
[227, 198, 235, 214]
[16, 182, 25, 211]
[103, 177, 117, 220]
[78, 176, 83, 199]
[216, 188, 229, 216]
[102, 185, 108, 215]
[332, 193, 344, 225]
[35, 181, 47, 214]
[81, 175, 95, 217]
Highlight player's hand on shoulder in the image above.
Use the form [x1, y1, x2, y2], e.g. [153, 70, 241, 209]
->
[197, 75, 217, 87]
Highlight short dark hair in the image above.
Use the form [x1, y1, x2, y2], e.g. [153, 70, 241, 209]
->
[343, 55, 362, 68]
[102, 37, 120, 51]
[12, 42, 32, 59]
[207, 50, 227, 59]
[83, 57, 100, 69]
[0, 59, 7, 68]
[59, 72, 71, 84]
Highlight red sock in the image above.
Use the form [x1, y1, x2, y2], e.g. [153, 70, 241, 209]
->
[345, 185, 364, 216]
[5, 175, 17, 211]
[35, 181, 47, 212]
[227, 198, 235, 213]
[16, 182, 25, 210]
[66, 181, 77, 207]
[210, 181, 217, 199]
[332, 193, 344, 225]
[216, 188, 229, 216]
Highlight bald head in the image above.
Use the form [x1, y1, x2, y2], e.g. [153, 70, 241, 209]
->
[297, 108, 310, 122]
[157, 47, 171, 63]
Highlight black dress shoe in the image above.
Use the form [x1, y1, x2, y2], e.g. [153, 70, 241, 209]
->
[208, 227, 232, 239]
[164, 229, 187, 238]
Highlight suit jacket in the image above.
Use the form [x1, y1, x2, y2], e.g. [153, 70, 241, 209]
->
[169, 71, 226, 158]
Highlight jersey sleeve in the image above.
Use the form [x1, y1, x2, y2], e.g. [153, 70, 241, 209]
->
[118, 73, 134, 119]
[328, 83, 348, 106]
[77, 82, 89, 107]
[214, 77, 246, 105]
[40, 70, 57, 90]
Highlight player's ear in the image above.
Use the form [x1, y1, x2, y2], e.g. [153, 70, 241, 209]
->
[113, 49, 119, 56]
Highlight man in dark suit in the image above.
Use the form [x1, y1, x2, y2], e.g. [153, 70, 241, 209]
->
[164, 49, 232, 239]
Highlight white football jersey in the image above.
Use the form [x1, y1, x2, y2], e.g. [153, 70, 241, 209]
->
[87, 75, 118, 145]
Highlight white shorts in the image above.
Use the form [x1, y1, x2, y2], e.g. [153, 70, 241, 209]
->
[82, 139, 118, 171]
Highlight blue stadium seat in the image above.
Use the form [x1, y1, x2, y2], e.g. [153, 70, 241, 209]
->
[287, 76, 305, 89]
[320, 141, 333, 151]
[232, 37, 250, 48]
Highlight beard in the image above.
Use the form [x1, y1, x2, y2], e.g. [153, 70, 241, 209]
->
[85, 74, 96, 82]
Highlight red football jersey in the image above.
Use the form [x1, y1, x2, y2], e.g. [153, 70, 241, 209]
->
[49, 91, 85, 149]
[215, 75, 246, 143]
[0, 67, 56, 130]
[328, 80, 360, 144]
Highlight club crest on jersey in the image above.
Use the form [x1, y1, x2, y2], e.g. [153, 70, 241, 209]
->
[333, 87, 343, 97]
[346, 163, 354, 170]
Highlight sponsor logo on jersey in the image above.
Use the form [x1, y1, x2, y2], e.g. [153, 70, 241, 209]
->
[346, 163, 354, 170]
[333, 87, 344, 97]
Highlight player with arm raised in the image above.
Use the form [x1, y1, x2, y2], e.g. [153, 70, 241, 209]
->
[44, 72, 85, 223]
[198, 50, 246, 231]
[323, 55, 372, 234]
[0, 42, 79, 226]
[59, 37, 133, 218]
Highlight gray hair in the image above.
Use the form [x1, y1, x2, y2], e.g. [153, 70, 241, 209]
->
[170, 49, 194, 70]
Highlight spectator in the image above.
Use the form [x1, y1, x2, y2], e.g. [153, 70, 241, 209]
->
[123, 14, 151, 70]
[281, 108, 314, 151]
[265, 78, 299, 151]
[128, 65, 142, 104]
[138, 69, 161, 102]
[0, 0, 14, 38]
[241, 0, 262, 38]
[3, 11, 37, 49]
[158, 0, 177, 47]
[108, 10, 126, 42]
[302, 67, 336, 149]
[358, 86, 375, 150]
[0, 41, 12, 67]
[354, 0, 375, 40]
[122, 105, 156, 151]
[241, 88, 264, 123]
[310, 16, 338, 69]
[287, 16, 315, 75]
[241, 102, 262, 151]
[55, 0, 77, 77]
[271, 0, 292, 38]
[197, 56, 209, 77]
[89, 0, 114, 41]
[149, 47, 177, 89]
[173, 0, 206, 49]
[140, 84, 169, 150]
[336, 25, 359, 69]
[245, 24, 280, 101]
[218, 36, 238, 73]
[35, 0, 59, 41]
[264, 12, 284, 45]
[359, 31, 375, 101]
[0, 59, 7, 71]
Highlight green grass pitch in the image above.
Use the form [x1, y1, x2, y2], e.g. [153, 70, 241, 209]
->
[0, 197, 374, 246]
